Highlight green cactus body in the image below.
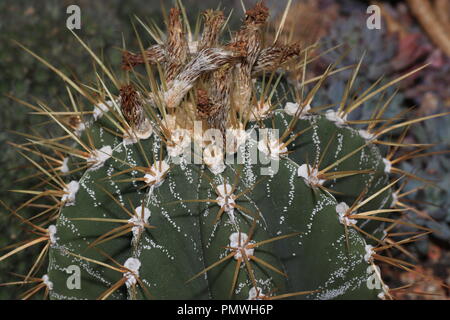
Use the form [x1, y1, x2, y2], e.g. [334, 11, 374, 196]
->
[46, 98, 389, 300]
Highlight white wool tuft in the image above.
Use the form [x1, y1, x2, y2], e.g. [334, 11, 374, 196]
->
[123, 133, 139, 146]
[284, 102, 311, 118]
[364, 244, 375, 263]
[87, 146, 112, 170]
[74, 122, 86, 137]
[60, 157, 69, 173]
[229, 232, 254, 260]
[383, 158, 392, 174]
[390, 192, 398, 208]
[143, 160, 170, 187]
[336, 202, 357, 226]
[123, 258, 141, 288]
[335, 202, 349, 215]
[42, 274, 53, 290]
[359, 129, 376, 141]
[215, 184, 236, 213]
[248, 287, 266, 300]
[123, 126, 153, 146]
[258, 136, 287, 160]
[378, 284, 390, 300]
[93, 100, 115, 121]
[249, 102, 271, 121]
[297, 164, 325, 187]
[61, 181, 80, 206]
[47, 225, 58, 245]
[128, 207, 151, 236]
[325, 110, 347, 127]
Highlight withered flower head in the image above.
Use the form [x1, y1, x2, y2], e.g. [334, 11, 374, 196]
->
[120, 84, 151, 136]
[244, 1, 269, 25]
[122, 2, 301, 134]
[199, 10, 226, 50]
[121, 46, 166, 70]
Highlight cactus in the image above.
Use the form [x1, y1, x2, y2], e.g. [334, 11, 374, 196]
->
[1, 2, 448, 300]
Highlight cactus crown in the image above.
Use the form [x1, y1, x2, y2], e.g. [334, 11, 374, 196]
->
[1, 1, 449, 300]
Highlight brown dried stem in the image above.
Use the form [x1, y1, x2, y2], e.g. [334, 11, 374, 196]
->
[407, 0, 450, 57]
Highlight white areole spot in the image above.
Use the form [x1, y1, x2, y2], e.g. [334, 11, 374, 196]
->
[122, 133, 139, 146]
[87, 145, 113, 170]
[123, 258, 141, 288]
[325, 109, 347, 127]
[42, 274, 53, 290]
[359, 129, 376, 141]
[284, 102, 311, 118]
[248, 287, 266, 300]
[123, 125, 153, 146]
[249, 102, 271, 121]
[128, 206, 151, 237]
[390, 192, 398, 208]
[74, 121, 86, 137]
[382, 158, 392, 174]
[47, 225, 58, 245]
[167, 128, 191, 157]
[93, 100, 115, 121]
[297, 164, 325, 187]
[61, 180, 80, 206]
[378, 284, 390, 300]
[364, 244, 375, 263]
[144, 160, 170, 188]
[60, 157, 69, 173]
[229, 232, 254, 260]
[203, 144, 226, 175]
[216, 184, 236, 213]
[258, 136, 287, 160]
[335, 202, 357, 226]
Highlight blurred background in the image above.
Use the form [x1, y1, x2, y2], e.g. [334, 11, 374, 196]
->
[0, 0, 449, 299]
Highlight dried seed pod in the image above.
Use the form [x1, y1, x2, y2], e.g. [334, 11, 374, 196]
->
[232, 2, 269, 113]
[165, 8, 190, 84]
[196, 61, 234, 134]
[196, 88, 216, 119]
[120, 84, 152, 137]
[244, 1, 269, 26]
[207, 64, 234, 133]
[164, 47, 241, 109]
[198, 10, 225, 51]
[407, 0, 450, 57]
[252, 42, 301, 76]
[122, 45, 166, 70]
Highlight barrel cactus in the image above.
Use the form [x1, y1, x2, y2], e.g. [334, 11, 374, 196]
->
[1, 2, 447, 300]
